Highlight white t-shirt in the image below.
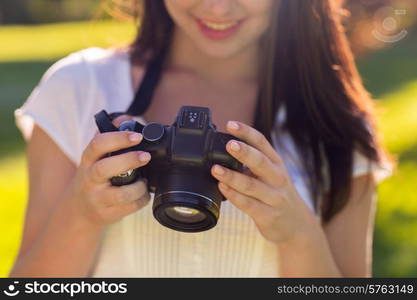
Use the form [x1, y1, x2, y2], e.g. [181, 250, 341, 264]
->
[15, 47, 392, 277]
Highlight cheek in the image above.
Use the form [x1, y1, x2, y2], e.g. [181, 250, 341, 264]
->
[245, 0, 274, 33]
[233, 0, 274, 45]
[234, 9, 272, 50]
[241, 0, 275, 12]
[244, 15, 271, 41]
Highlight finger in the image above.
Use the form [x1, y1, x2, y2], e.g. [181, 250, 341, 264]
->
[104, 179, 150, 207]
[226, 121, 282, 165]
[119, 196, 151, 216]
[106, 192, 151, 219]
[81, 131, 143, 166]
[218, 182, 270, 220]
[89, 150, 151, 184]
[212, 164, 282, 207]
[93, 114, 134, 144]
[226, 140, 287, 188]
[112, 114, 133, 128]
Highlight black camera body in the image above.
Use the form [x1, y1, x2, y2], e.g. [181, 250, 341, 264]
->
[94, 106, 243, 232]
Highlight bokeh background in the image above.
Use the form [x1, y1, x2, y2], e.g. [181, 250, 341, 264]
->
[0, 0, 416, 277]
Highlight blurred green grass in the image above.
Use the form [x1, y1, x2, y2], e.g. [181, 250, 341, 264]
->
[0, 20, 135, 277]
[0, 20, 136, 62]
[0, 20, 416, 277]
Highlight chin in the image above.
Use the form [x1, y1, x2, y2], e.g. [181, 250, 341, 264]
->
[195, 42, 244, 60]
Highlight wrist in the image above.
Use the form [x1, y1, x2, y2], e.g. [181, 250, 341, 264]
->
[58, 193, 105, 235]
[71, 211, 105, 236]
[277, 218, 325, 252]
[277, 230, 318, 253]
[275, 222, 342, 277]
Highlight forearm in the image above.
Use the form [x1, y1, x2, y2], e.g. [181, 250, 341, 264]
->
[277, 226, 342, 277]
[9, 195, 104, 278]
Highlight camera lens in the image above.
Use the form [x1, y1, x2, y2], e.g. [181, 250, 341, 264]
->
[153, 191, 219, 232]
[152, 167, 224, 232]
[165, 206, 207, 224]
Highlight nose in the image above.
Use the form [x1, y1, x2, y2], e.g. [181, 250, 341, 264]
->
[202, 0, 234, 18]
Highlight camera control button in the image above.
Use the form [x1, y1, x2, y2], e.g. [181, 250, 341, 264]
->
[142, 123, 165, 142]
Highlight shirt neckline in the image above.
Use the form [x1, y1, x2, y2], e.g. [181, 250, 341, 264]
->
[117, 47, 287, 127]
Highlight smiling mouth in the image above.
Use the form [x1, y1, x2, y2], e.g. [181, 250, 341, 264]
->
[200, 20, 239, 31]
[197, 18, 245, 31]
[195, 17, 246, 40]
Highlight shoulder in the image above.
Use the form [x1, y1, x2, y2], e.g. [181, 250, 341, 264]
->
[41, 47, 129, 86]
[15, 47, 132, 165]
[34, 46, 135, 117]
[28, 47, 129, 120]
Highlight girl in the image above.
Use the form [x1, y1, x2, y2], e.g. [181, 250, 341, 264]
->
[12, 0, 392, 277]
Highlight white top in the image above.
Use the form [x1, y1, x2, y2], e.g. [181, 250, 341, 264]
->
[15, 47, 392, 277]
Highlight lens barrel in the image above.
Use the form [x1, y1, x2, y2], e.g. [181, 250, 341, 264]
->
[152, 166, 223, 232]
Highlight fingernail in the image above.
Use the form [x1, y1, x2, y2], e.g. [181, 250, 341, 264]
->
[214, 165, 225, 175]
[129, 132, 142, 142]
[230, 141, 241, 152]
[227, 121, 240, 131]
[139, 152, 151, 162]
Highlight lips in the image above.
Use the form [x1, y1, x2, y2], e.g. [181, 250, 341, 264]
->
[196, 18, 246, 40]
[197, 19, 245, 40]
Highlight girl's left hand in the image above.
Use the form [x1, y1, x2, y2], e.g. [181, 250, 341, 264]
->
[210, 121, 321, 245]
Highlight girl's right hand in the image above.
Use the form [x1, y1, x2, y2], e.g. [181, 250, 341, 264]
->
[66, 115, 151, 228]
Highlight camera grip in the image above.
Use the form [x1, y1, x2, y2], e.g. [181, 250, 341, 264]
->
[209, 132, 243, 172]
[94, 110, 148, 186]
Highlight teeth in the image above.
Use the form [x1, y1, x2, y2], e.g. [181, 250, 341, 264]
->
[202, 20, 238, 31]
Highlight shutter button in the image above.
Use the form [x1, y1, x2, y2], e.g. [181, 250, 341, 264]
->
[142, 123, 165, 142]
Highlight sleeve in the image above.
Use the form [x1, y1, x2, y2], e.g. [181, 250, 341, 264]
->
[14, 52, 90, 165]
[352, 149, 393, 183]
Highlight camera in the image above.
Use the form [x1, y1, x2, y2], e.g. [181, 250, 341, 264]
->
[94, 106, 243, 232]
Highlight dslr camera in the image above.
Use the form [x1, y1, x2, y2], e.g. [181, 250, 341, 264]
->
[95, 106, 243, 232]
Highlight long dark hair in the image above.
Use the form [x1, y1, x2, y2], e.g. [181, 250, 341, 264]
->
[116, 0, 391, 223]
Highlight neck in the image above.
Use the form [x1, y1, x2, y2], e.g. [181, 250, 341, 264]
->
[166, 26, 260, 83]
